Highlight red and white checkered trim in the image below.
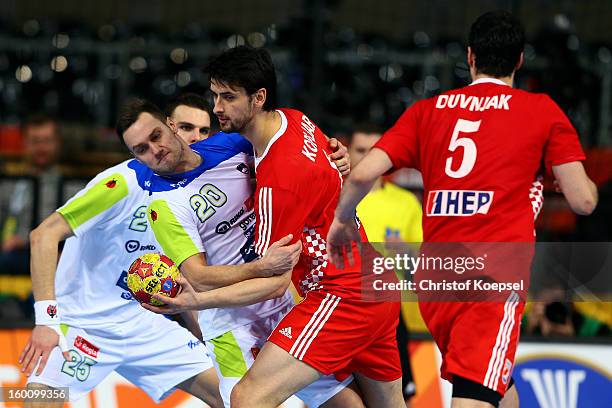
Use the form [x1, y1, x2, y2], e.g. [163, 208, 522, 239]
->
[300, 227, 328, 293]
[529, 177, 544, 220]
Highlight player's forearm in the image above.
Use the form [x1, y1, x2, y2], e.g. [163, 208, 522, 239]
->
[336, 167, 378, 222]
[553, 162, 599, 215]
[336, 148, 393, 222]
[29, 229, 58, 301]
[29, 213, 71, 301]
[586, 179, 598, 212]
[193, 274, 290, 309]
[188, 260, 265, 292]
[566, 178, 598, 215]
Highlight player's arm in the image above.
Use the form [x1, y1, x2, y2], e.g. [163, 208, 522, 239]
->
[143, 184, 308, 313]
[336, 148, 393, 222]
[147, 199, 300, 291]
[143, 185, 308, 315]
[19, 213, 75, 376]
[143, 271, 292, 314]
[552, 162, 598, 215]
[21, 171, 131, 376]
[328, 148, 393, 268]
[29, 213, 73, 303]
[328, 104, 420, 268]
[327, 138, 351, 176]
[194, 272, 292, 308]
[178, 236, 300, 291]
[543, 96, 597, 216]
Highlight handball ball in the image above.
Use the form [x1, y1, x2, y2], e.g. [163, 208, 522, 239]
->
[127, 253, 180, 306]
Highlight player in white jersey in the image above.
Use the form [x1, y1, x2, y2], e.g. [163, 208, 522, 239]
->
[17, 98, 228, 407]
[117, 99, 361, 407]
[165, 92, 213, 142]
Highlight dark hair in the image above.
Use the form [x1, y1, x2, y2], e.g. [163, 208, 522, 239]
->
[205, 45, 277, 111]
[115, 98, 165, 145]
[349, 123, 384, 145]
[352, 122, 385, 136]
[468, 11, 525, 77]
[22, 113, 58, 132]
[165, 93, 211, 117]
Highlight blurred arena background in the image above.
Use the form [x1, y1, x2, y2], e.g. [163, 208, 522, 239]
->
[0, 1, 610, 407]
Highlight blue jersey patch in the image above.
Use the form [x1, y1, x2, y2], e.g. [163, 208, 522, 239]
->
[129, 132, 252, 193]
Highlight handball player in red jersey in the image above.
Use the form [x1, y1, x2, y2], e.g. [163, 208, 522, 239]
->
[328, 11, 598, 408]
[206, 46, 404, 408]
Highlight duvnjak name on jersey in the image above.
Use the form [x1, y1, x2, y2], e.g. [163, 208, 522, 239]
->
[435, 94, 512, 111]
[427, 190, 494, 216]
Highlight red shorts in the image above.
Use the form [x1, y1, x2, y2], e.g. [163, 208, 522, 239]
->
[268, 290, 402, 382]
[419, 291, 525, 396]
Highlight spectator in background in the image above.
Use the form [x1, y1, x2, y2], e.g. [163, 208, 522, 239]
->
[0, 113, 62, 275]
[349, 124, 422, 406]
[523, 286, 610, 337]
[164, 93, 212, 144]
[350, 124, 423, 244]
[571, 180, 612, 332]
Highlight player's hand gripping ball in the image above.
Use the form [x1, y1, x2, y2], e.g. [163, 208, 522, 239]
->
[127, 253, 180, 306]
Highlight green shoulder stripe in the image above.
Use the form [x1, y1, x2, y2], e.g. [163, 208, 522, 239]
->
[147, 199, 200, 267]
[58, 173, 129, 231]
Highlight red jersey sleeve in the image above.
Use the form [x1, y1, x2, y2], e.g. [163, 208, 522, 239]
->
[374, 101, 422, 170]
[254, 185, 307, 255]
[542, 95, 586, 172]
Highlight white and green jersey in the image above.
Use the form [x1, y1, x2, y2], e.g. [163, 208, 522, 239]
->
[56, 159, 158, 330]
[144, 132, 292, 340]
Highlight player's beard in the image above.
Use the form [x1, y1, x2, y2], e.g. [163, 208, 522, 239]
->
[219, 103, 253, 134]
[154, 138, 184, 175]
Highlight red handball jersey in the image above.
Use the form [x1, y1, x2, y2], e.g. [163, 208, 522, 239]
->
[254, 108, 367, 298]
[375, 78, 586, 243]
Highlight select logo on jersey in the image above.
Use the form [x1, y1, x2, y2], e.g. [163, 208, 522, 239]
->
[427, 190, 494, 216]
[74, 336, 99, 358]
[105, 179, 117, 189]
